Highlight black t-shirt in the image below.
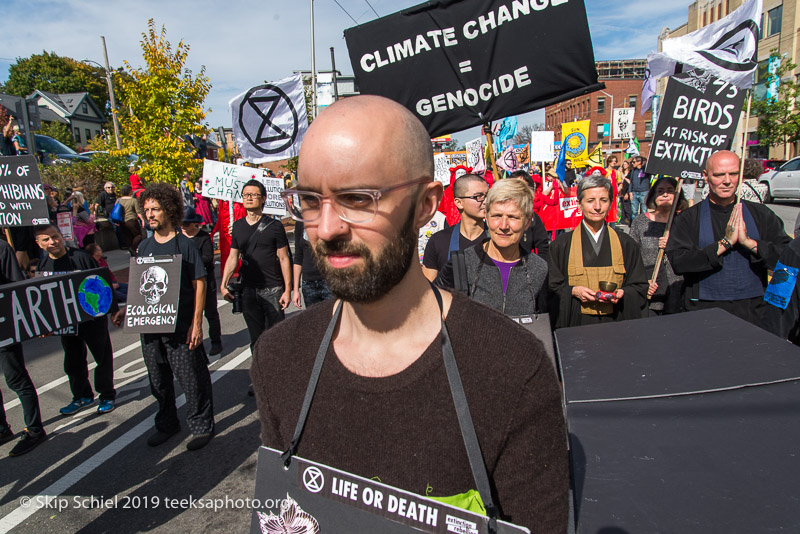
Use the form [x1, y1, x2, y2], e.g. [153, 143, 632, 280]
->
[137, 233, 206, 335]
[38, 247, 99, 275]
[422, 224, 485, 272]
[0, 239, 24, 284]
[293, 221, 323, 282]
[230, 216, 289, 289]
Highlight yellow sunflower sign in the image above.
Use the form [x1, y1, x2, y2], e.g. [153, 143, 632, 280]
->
[561, 120, 590, 166]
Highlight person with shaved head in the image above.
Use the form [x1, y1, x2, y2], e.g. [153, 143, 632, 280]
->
[667, 150, 790, 326]
[250, 96, 568, 532]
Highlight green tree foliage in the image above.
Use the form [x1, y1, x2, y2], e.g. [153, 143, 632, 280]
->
[39, 153, 132, 206]
[38, 121, 76, 150]
[114, 20, 211, 185]
[4, 51, 108, 112]
[751, 52, 800, 156]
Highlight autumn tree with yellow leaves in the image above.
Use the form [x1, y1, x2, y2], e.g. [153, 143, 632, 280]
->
[114, 20, 210, 185]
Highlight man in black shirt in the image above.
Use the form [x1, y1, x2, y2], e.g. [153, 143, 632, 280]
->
[0, 239, 46, 457]
[292, 220, 332, 308]
[133, 184, 214, 451]
[422, 174, 488, 282]
[181, 207, 223, 356]
[35, 225, 119, 416]
[221, 179, 291, 349]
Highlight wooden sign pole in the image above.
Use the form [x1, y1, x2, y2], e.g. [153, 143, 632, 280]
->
[649, 177, 684, 299]
[735, 91, 752, 204]
[483, 123, 500, 180]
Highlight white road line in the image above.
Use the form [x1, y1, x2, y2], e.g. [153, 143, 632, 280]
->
[2, 341, 142, 412]
[3, 300, 230, 412]
[0, 346, 252, 534]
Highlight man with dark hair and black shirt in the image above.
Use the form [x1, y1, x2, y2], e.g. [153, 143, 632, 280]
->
[220, 179, 292, 349]
[291, 220, 332, 308]
[252, 96, 568, 532]
[422, 173, 488, 282]
[35, 225, 119, 415]
[181, 207, 223, 356]
[0, 239, 46, 457]
[130, 183, 214, 451]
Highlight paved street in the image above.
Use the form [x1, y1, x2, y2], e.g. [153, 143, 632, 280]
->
[0, 256, 299, 534]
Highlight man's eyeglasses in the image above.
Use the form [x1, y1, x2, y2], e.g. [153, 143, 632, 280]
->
[280, 177, 430, 224]
[242, 193, 263, 199]
[456, 193, 487, 203]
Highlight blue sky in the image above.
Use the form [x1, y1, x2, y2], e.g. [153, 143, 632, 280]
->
[1, 0, 689, 142]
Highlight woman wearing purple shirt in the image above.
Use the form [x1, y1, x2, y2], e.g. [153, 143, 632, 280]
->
[439, 179, 549, 316]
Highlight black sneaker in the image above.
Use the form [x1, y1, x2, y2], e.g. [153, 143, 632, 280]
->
[146, 428, 180, 447]
[209, 342, 223, 357]
[0, 426, 14, 446]
[186, 432, 213, 451]
[9, 429, 47, 457]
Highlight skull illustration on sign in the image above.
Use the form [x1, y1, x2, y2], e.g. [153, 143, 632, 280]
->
[139, 266, 169, 305]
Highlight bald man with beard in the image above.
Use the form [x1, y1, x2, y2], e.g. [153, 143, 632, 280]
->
[250, 96, 568, 532]
[667, 150, 791, 326]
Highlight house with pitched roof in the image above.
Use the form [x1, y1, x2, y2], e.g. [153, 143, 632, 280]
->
[29, 90, 106, 149]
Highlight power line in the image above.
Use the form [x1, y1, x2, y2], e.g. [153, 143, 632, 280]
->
[331, 0, 358, 24]
[363, 0, 379, 18]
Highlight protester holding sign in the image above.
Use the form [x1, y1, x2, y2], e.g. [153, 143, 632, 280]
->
[630, 178, 688, 315]
[134, 184, 214, 451]
[548, 174, 648, 328]
[256, 96, 568, 532]
[35, 225, 120, 415]
[666, 150, 790, 326]
[0, 239, 45, 457]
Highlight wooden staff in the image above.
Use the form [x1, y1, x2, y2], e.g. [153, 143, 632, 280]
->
[483, 123, 500, 180]
[4, 228, 13, 248]
[649, 177, 684, 299]
[735, 91, 752, 204]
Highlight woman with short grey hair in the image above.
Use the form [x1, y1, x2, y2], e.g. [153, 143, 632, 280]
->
[548, 174, 648, 328]
[439, 179, 548, 316]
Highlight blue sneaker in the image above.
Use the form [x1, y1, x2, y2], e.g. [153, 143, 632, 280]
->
[59, 397, 94, 415]
[97, 400, 115, 414]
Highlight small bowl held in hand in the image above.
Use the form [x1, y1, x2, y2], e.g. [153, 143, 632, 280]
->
[598, 281, 618, 293]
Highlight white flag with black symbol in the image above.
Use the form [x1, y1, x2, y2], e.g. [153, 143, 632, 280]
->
[230, 74, 309, 163]
[641, 0, 762, 112]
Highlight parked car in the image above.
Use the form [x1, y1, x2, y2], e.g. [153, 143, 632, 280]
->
[758, 157, 800, 202]
[34, 135, 90, 164]
[79, 150, 139, 163]
[754, 158, 787, 174]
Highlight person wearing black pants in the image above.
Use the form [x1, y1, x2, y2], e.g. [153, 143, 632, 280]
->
[181, 207, 223, 356]
[35, 225, 119, 415]
[0, 239, 46, 457]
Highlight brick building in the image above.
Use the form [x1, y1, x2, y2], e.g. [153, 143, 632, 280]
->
[660, 0, 799, 160]
[545, 59, 653, 163]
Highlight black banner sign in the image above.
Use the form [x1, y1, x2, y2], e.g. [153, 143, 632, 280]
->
[0, 267, 113, 346]
[251, 448, 528, 534]
[0, 155, 50, 227]
[645, 71, 746, 180]
[124, 255, 181, 334]
[344, 0, 602, 137]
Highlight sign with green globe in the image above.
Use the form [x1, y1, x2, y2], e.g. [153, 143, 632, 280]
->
[78, 275, 113, 317]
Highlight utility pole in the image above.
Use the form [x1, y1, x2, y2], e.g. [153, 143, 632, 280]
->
[330, 47, 339, 101]
[101, 36, 122, 150]
[310, 0, 317, 119]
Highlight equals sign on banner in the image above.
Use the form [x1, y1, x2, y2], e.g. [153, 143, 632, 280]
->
[459, 60, 472, 74]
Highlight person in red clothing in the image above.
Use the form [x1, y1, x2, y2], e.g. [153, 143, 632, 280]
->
[211, 199, 246, 272]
